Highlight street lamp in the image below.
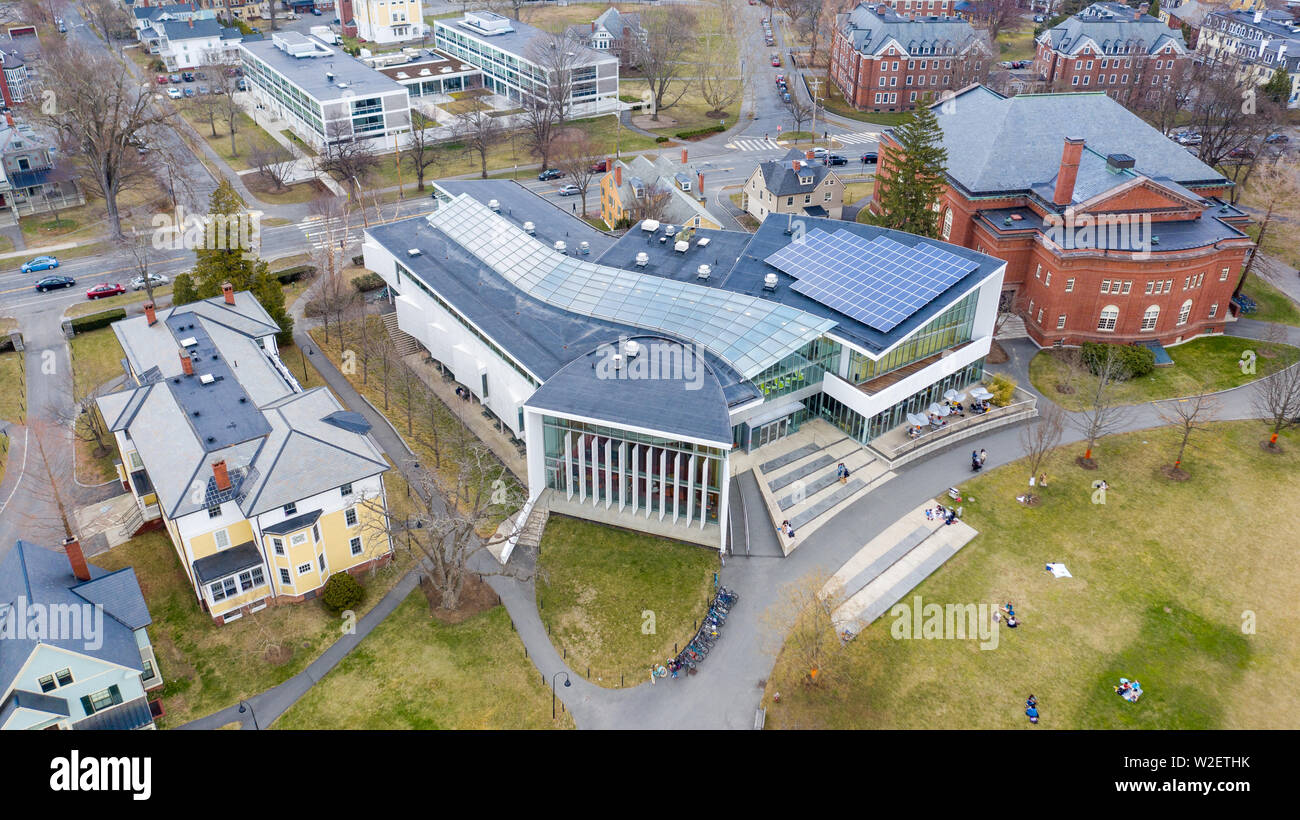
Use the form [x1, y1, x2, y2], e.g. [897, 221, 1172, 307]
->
[551, 671, 570, 720]
[238, 700, 260, 730]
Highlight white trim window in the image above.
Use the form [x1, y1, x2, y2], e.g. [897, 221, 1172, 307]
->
[1057, 314, 1067, 330]
[345, 507, 358, 527]
[1141, 305, 1160, 331]
[279, 568, 292, 586]
[214, 529, 230, 550]
[1177, 299, 1192, 326]
[1208, 302, 1218, 319]
[1065, 278, 1074, 292]
[350, 536, 363, 556]
[1097, 305, 1119, 332]
[210, 577, 238, 602]
[297, 563, 313, 576]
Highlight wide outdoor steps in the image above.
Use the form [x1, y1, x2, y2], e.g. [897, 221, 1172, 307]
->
[382, 312, 422, 357]
[995, 312, 1029, 340]
[825, 504, 978, 636]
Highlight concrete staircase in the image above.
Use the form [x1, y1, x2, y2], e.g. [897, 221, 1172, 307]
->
[382, 312, 422, 357]
[824, 504, 978, 637]
[995, 312, 1029, 340]
[515, 502, 550, 553]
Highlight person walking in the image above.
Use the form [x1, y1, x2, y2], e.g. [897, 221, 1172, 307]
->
[978, 448, 988, 466]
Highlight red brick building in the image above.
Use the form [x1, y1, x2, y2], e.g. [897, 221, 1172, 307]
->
[872, 0, 958, 18]
[1034, 2, 1190, 103]
[870, 86, 1254, 347]
[830, 3, 990, 112]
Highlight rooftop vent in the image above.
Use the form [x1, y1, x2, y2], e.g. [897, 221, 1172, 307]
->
[640, 219, 660, 233]
[1106, 153, 1136, 172]
[488, 199, 500, 212]
[180, 336, 198, 347]
[697, 237, 711, 248]
[674, 240, 690, 253]
[664, 224, 677, 237]
[579, 241, 590, 255]
[697, 264, 712, 280]
[763, 273, 778, 291]
[200, 373, 216, 385]
[326, 71, 334, 82]
[523, 221, 536, 235]
[407, 248, 422, 256]
[635, 252, 649, 267]
[1151, 236, 1160, 245]
[554, 240, 567, 253]
[624, 340, 641, 358]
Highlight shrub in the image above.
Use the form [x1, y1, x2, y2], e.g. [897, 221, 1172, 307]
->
[352, 272, 386, 292]
[352, 255, 366, 267]
[1080, 342, 1155, 380]
[70, 309, 127, 334]
[274, 264, 316, 285]
[654, 136, 670, 143]
[988, 373, 1017, 406]
[674, 125, 727, 140]
[321, 571, 364, 614]
[0, 334, 16, 354]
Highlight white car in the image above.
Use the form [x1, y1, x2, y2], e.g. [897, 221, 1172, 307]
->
[166, 87, 183, 99]
[130, 273, 170, 290]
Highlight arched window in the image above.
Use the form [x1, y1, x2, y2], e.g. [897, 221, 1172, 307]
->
[1177, 299, 1192, 326]
[1140, 305, 1160, 331]
[941, 207, 953, 240]
[1097, 305, 1119, 332]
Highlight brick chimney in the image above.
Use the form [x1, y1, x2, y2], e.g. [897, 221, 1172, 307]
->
[63, 536, 91, 582]
[212, 460, 231, 493]
[179, 348, 194, 376]
[697, 172, 704, 193]
[4, 111, 13, 128]
[1053, 137, 1085, 208]
[793, 159, 802, 171]
[805, 149, 815, 161]
[144, 301, 157, 326]
[681, 149, 688, 165]
[222, 281, 235, 305]
[188, 18, 194, 28]
[591, 21, 596, 32]
[615, 164, 622, 186]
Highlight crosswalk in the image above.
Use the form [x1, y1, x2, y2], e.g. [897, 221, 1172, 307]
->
[831, 130, 880, 146]
[727, 137, 783, 152]
[298, 215, 356, 251]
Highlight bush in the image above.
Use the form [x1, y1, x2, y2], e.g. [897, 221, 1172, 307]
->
[674, 125, 727, 140]
[654, 136, 670, 143]
[353, 272, 386, 292]
[0, 334, 16, 354]
[988, 373, 1017, 406]
[351, 255, 366, 267]
[321, 571, 364, 614]
[70, 309, 127, 334]
[274, 264, 316, 284]
[1080, 342, 1155, 380]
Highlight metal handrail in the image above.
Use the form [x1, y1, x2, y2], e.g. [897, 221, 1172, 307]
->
[884, 392, 1038, 460]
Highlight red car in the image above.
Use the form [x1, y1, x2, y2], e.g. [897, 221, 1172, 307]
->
[86, 283, 126, 300]
[156, 74, 170, 85]
[771, 54, 782, 67]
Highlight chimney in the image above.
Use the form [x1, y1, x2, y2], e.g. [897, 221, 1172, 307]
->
[1254, 9, 1263, 24]
[4, 111, 13, 128]
[63, 536, 91, 582]
[591, 21, 596, 32]
[212, 460, 231, 492]
[805, 149, 815, 161]
[615, 164, 622, 186]
[793, 159, 802, 171]
[1053, 137, 1085, 207]
[681, 149, 688, 165]
[697, 172, 704, 193]
[179, 348, 194, 376]
[188, 18, 194, 28]
[144, 301, 157, 326]
[222, 281, 235, 305]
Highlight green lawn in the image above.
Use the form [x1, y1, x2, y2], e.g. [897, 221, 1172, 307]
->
[95, 529, 408, 728]
[1239, 271, 1300, 327]
[536, 515, 717, 687]
[0, 350, 23, 424]
[765, 421, 1300, 729]
[815, 74, 913, 126]
[996, 26, 1038, 61]
[66, 286, 175, 319]
[1029, 335, 1296, 411]
[272, 593, 568, 729]
[180, 107, 281, 173]
[620, 79, 739, 136]
[69, 327, 128, 484]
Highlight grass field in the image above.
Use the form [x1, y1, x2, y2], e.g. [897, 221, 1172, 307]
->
[619, 79, 740, 137]
[1028, 335, 1296, 411]
[272, 593, 569, 729]
[535, 515, 717, 687]
[69, 327, 129, 484]
[764, 421, 1300, 729]
[996, 26, 1038, 61]
[180, 106, 281, 173]
[1238, 271, 1300, 327]
[815, 74, 913, 126]
[0, 350, 23, 425]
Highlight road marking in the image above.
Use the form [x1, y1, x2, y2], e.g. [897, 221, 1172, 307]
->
[726, 138, 783, 152]
[832, 130, 880, 145]
[0, 427, 29, 517]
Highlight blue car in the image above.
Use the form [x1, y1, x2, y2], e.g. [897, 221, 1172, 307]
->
[21, 255, 59, 273]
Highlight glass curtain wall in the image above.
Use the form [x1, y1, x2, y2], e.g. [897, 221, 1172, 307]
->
[846, 290, 978, 383]
[815, 358, 986, 444]
[751, 337, 842, 401]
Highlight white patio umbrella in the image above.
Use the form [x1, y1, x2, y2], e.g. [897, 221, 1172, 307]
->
[970, 386, 993, 400]
[929, 403, 952, 417]
[943, 389, 964, 403]
[906, 412, 926, 427]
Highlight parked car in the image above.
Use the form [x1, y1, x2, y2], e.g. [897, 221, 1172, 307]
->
[196, 71, 208, 80]
[1034, 14, 1045, 23]
[999, 61, 1015, 69]
[86, 283, 126, 300]
[1228, 147, 1256, 160]
[589, 159, 608, 173]
[860, 151, 878, 164]
[35, 275, 75, 293]
[782, 91, 791, 103]
[167, 87, 183, 99]
[183, 87, 196, 98]
[198, 85, 210, 95]
[130, 273, 170, 291]
[20, 255, 59, 273]
[538, 168, 564, 181]
[775, 73, 785, 85]
[825, 154, 848, 166]
[57, 21, 67, 33]
[771, 54, 782, 67]
[1175, 131, 1201, 146]
[812, 147, 829, 158]
[236, 78, 248, 91]
[1014, 60, 1030, 69]
[557, 184, 581, 196]
[1264, 133, 1290, 144]
[169, 74, 182, 83]
[313, 7, 323, 14]
[156, 74, 170, 85]
[182, 71, 195, 82]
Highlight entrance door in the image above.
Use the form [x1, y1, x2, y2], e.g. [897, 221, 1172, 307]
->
[755, 418, 788, 449]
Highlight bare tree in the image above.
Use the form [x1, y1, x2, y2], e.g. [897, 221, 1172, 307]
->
[634, 6, 697, 121]
[250, 142, 297, 191]
[1239, 158, 1299, 282]
[969, 0, 1022, 41]
[1252, 347, 1300, 452]
[305, 194, 356, 348]
[1154, 390, 1218, 478]
[1070, 345, 1133, 466]
[23, 420, 81, 545]
[320, 122, 381, 194]
[697, 25, 743, 118]
[551, 132, 601, 217]
[120, 229, 160, 304]
[625, 179, 674, 223]
[188, 85, 226, 139]
[1018, 403, 1064, 503]
[765, 573, 839, 686]
[41, 41, 176, 238]
[403, 110, 446, 192]
[81, 0, 132, 43]
[1175, 54, 1283, 171]
[788, 95, 814, 137]
[210, 59, 247, 159]
[455, 107, 503, 179]
[788, 0, 833, 68]
[522, 29, 585, 169]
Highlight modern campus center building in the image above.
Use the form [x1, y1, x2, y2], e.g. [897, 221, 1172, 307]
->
[432, 11, 620, 118]
[362, 181, 1005, 549]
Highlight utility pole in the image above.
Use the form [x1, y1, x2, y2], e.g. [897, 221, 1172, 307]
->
[807, 76, 823, 147]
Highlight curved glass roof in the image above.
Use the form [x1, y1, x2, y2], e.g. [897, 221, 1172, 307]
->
[427, 195, 837, 379]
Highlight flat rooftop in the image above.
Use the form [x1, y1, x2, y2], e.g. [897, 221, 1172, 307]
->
[240, 34, 408, 100]
[372, 48, 479, 81]
[434, 14, 615, 68]
[976, 205, 1250, 252]
[435, 179, 618, 258]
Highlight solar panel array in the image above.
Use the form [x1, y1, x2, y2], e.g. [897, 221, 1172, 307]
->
[764, 228, 978, 333]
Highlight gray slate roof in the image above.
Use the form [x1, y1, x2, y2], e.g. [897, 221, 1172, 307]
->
[922, 86, 1228, 199]
[839, 3, 984, 57]
[1040, 2, 1187, 56]
[192, 541, 262, 584]
[757, 149, 835, 196]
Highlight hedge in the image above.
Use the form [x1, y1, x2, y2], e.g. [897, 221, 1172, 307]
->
[1080, 341, 1156, 380]
[654, 136, 670, 143]
[352, 255, 366, 267]
[988, 373, 1017, 406]
[70, 309, 127, 334]
[674, 125, 726, 140]
[352, 272, 386, 292]
[274, 264, 316, 284]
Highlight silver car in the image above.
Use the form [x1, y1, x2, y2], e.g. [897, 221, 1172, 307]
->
[130, 273, 170, 290]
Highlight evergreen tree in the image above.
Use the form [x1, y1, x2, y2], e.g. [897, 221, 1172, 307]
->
[177, 180, 294, 345]
[1147, 0, 1159, 19]
[1263, 66, 1292, 105]
[869, 102, 949, 239]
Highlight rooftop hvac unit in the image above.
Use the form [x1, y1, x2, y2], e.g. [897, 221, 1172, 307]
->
[200, 373, 216, 385]
[697, 237, 711, 248]
[697, 264, 712, 280]
[624, 340, 641, 358]
[763, 273, 778, 291]
[488, 199, 500, 211]
[407, 248, 422, 256]
[635, 252, 649, 267]
[180, 337, 198, 347]
[523, 221, 535, 235]
[674, 240, 690, 253]
[554, 240, 567, 253]
[664, 224, 677, 237]
[640, 219, 660, 232]
[580, 241, 590, 255]
[610, 353, 623, 369]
